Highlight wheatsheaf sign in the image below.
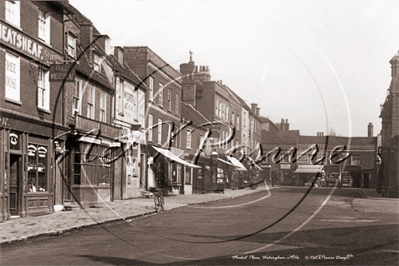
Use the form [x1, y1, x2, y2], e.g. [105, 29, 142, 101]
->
[0, 22, 63, 62]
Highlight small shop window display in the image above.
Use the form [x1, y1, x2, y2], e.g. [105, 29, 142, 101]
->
[28, 144, 48, 192]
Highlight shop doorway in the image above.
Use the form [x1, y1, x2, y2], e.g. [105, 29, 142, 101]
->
[10, 154, 22, 216]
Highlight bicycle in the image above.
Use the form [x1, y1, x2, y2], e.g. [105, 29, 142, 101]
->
[149, 188, 164, 212]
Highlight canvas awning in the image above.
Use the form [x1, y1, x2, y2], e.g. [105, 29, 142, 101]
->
[227, 156, 247, 171]
[153, 146, 201, 168]
[218, 158, 232, 165]
[294, 165, 324, 173]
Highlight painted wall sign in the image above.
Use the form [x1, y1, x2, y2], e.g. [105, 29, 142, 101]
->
[138, 89, 145, 128]
[75, 115, 100, 132]
[49, 64, 76, 81]
[0, 22, 63, 62]
[280, 163, 291, 170]
[123, 81, 136, 123]
[5, 52, 20, 101]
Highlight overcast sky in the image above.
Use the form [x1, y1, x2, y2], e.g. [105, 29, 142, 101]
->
[69, 0, 399, 137]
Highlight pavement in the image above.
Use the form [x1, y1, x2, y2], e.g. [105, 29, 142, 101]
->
[0, 186, 267, 244]
[1, 186, 398, 245]
[353, 188, 399, 214]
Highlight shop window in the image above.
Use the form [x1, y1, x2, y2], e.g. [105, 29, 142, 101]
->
[38, 9, 50, 43]
[5, 1, 20, 27]
[158, 83, 163, 107]
[67, 34, 76, 58]
[5, 52, 20, 103]
[100, 92, 106, 122]
[73, 79, 82, 116]
[38, 68, 50, 110]
[167, 89, 172, 111]
[28, 144, 48, 192]
[87, 86, 95, 119]
[175, 93, 180, 115]
[149, 77, 154, 102]
[73, 144, 81, 185]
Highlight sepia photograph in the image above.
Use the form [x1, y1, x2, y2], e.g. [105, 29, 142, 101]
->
[0, 0, 398, 265]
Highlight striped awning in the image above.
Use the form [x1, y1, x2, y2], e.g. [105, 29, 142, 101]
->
[153, 146, 201, 168]
[227, 156, 247, 171]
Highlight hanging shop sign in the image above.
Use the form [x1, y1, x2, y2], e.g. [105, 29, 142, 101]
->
[49, 64, 76, 82]
[0, 22, 63, 62]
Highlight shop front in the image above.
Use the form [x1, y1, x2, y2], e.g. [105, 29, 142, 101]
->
[114, 127, 144, 199]
[63, 116, 119, 208]
[150, 146, 201, 196]
[293, 165, 324, 187]
[323, 165, 362, 188]
[0, 115, 69, 220]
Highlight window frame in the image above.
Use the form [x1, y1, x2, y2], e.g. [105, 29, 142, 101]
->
[158, 83, 163, 107]
[87, 86, 95, 120]
[73, 79, 82, 116]
[67, 33, 76, 58]
[351, 155, 360, 166]
[186, 129, 192, 149]
[28, 143, 48, 192]
[117, 78, 124, 116]
[175, 93, 180, 115]
[167, 88, 172, 111]
[37, 68, 50, 110]
[93, 53, 101, 72]
[5, 1, 20, 27]
[149, 76, 154, 102]
[158, 118, 162, 145]
[38, 9, 50, 43]
[148, 114, 153, 142]
[99, 91, 106, 123]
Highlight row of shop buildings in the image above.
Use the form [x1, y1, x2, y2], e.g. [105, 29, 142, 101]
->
[0, 1, 263, 221]
[259, 119, 380, 189]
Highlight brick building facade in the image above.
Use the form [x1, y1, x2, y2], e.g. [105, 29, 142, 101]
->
[0, 1, 72, 220]
[378, 51, 399, 198]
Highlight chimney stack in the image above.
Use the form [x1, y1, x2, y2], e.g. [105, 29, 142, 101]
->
[368, 122, 374, 137]
[256, 107, 260, 116]
[251, 103, 258, 114]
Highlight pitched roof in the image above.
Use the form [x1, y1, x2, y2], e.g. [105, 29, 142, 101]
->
[75, 46, 113, 90]
[181, 102, 209, 127]
[105, 55, 143, 87]
[298, 135, 377, 150]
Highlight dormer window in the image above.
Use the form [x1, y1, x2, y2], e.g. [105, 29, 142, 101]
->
[67, 34, 76, 58]
[93, 53, 101, 72]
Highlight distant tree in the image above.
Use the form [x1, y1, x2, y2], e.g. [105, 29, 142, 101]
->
[329, 127, 337, 136]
